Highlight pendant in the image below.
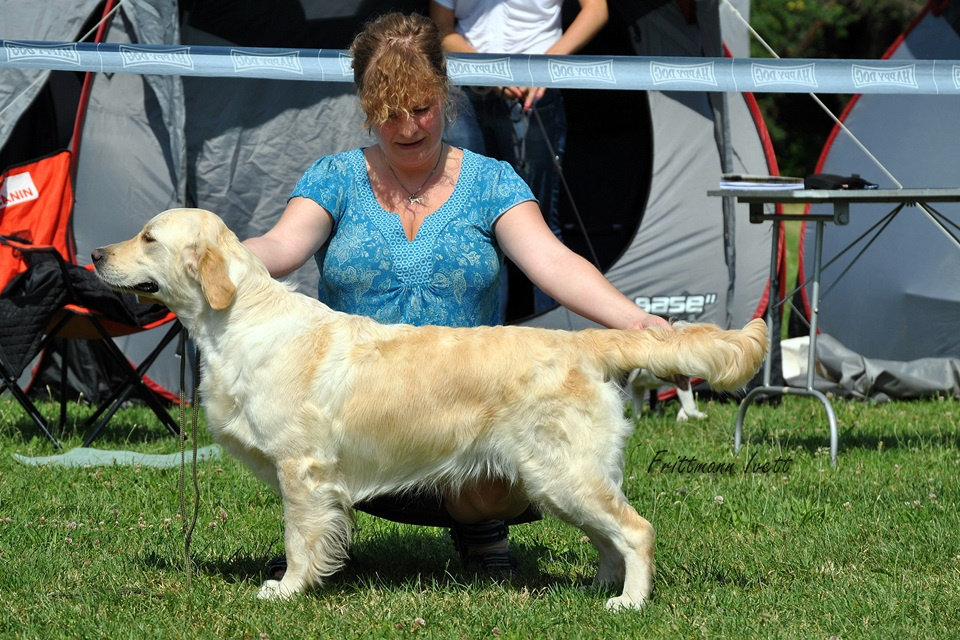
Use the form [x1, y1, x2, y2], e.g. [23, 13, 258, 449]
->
[408, 196, 423, 205]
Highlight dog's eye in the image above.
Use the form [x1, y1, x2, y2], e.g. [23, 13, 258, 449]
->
[142, 233, 156, 243]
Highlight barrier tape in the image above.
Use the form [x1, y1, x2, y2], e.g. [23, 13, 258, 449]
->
[3, 40, 960, 94]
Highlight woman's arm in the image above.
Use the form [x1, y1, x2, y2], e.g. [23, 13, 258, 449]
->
[242, 197, 334, 278]
[494, 201, 670, 331]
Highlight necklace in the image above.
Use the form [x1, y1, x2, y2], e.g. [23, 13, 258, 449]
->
[380, 145, 444, 206]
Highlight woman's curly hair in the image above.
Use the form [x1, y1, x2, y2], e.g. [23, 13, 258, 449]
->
[350, 12, 451, 128]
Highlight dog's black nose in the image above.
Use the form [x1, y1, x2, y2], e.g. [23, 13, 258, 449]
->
[91, 248, 103, 263]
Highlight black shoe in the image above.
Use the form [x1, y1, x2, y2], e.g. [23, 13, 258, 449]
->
[464, 548, 520, 579]
[450, 520, 520, 579]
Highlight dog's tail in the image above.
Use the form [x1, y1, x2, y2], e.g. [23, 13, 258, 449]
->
[585, 318, 768, 391]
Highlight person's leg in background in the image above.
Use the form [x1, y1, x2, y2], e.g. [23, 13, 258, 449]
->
[516, 89, 566, 243]
[494, 89, 568, 314]
[444, 87, 487, 156]
[446, 89, 518, 322]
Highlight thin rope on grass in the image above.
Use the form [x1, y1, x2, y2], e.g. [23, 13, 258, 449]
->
[177, 333, 201, 591]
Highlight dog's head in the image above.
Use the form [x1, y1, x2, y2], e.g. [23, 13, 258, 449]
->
[92, 208, 239, 315]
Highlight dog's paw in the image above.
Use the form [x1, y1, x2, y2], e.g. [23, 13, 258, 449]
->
[676, 408, 707, 422]
[256, 579, 297, 600]
[604, 593, 647, 611]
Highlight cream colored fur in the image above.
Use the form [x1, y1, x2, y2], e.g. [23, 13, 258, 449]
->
[92, 208, 768, 611]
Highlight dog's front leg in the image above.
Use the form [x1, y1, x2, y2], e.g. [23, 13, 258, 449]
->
[257, 459, 352, 600]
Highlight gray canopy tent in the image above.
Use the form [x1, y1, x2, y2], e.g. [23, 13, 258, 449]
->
[1, 0, 774, 401]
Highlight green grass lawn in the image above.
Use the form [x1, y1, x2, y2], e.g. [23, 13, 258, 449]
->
[0, 394, 957, 638]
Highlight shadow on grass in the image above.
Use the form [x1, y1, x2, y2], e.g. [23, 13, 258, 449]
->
[138, 526, 590, 595]
[734, 421, 960, 459]
[1, 405, 183, 450]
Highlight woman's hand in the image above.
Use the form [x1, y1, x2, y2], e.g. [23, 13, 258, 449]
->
[498, 86, 546, 112]
[633, 314, 673, 331]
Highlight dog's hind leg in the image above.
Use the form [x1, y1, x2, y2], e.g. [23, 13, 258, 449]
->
[525, 414, 652, 609]
[522, 386, 654, 609]
[258, 459, 351, 600]
[529, 469, 654, 610]
[589, 534, 626, 592]
[576, 487, 654, 610]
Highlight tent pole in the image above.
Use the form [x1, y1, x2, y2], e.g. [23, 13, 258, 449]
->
[69, 0, 119, 182]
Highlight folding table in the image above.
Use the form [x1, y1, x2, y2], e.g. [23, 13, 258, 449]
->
[708, 188, 960, 466]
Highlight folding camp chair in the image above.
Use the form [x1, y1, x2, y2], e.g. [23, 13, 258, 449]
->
[0, 149, 181, 448]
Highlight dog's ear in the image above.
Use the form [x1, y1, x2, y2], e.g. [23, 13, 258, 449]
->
[197, 245, 236, 310]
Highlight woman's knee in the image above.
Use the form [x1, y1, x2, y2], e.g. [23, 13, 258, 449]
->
[445, 478, 529, 523]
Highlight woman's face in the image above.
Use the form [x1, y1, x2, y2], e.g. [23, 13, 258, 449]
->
[373, 97, 445, 169]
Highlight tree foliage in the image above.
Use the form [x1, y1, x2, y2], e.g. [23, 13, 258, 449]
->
[748, 0, 928, 176]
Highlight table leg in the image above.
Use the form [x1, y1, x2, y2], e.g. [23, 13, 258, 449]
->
[735, 218, 839, 467]
[807, 220, 839, 465]
[735, 217, 780, 454]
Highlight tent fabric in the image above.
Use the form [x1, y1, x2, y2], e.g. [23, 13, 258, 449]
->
[783, 334, 960, 401]
[0, 0, 102, 150]
[528, 0, 772, 332]
[2, 0, 775, 398]
[181, 24, 371, 296]
[71, 0, 186, 260]
[801, 2, 960, 363]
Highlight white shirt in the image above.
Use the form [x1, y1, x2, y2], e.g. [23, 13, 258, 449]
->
[433, 0, 563, 55]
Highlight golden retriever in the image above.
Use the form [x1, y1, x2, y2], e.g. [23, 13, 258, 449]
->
[92, 208, 767, 610]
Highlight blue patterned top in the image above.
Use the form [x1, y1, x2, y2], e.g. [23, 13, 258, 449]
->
[289, 147, 535, 327]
